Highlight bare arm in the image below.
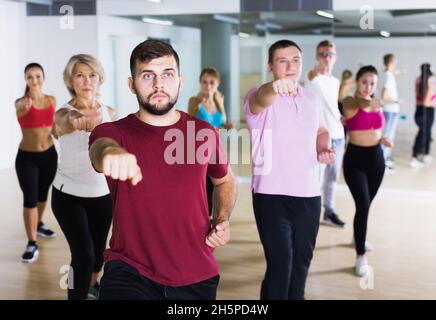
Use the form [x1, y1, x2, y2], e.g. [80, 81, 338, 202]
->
[15, 97, 31, 118]
[424, 78, 434, 107]
[205, 166, 237, 248]
[249, 81, 278, 114]
[54, 108, 76, 136]
[188, 97, 200, 116]
[89, 137, 122, 172]
[107, 106, 116, 121]
[210, 166, 236, 225]
[316, 127, 335, 164]
[55, 107, 102, 136]
[214, 91, 227, 124]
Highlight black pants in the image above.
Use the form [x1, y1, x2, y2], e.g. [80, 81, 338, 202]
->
[252, 192, 321, 300]
[51, 187, 112, 300]
[15, 146, 57, 208]
[413, 106, 435, 157]
[343, 144, 385, 255]
[99, 260, 220, 300]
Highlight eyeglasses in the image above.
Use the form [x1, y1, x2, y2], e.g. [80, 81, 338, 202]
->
[317, 52, 336, 57]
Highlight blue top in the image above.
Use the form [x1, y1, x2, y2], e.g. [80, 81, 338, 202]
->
[196, 105, 225, 128]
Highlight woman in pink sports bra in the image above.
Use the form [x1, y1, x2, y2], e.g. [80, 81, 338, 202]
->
[342, 65, 392, 277]
[410, 63, 436, 167]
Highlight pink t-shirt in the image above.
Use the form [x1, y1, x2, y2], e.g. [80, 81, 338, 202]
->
[244, 84, 324, 198]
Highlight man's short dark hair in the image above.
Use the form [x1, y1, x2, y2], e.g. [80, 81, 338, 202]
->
[268, 40, 302, 64]
[130, 40, 180, 76]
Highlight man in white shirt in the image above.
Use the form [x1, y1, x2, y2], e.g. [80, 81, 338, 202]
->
[306, 40, 346, 228]
[380, 53, 405, 171]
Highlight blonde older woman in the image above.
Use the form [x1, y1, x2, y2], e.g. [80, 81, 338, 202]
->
[52, 54, 115, 300]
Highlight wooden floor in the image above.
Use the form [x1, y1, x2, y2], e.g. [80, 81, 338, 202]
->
[1, 131, 436, 299]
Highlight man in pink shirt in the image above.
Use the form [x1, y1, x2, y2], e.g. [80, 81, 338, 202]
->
[244, 39, 335, 300]
[88, 40, 236, 300]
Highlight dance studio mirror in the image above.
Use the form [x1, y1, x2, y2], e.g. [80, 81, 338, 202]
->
[3, 0, 436, 302]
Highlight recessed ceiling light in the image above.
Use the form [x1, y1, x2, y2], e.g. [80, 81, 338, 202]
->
[213, 14, 240, 25]
[142, 17, 173, 26]
[379, 30, 391, 37]
[316, 10, 334, 19]
[238, 32, 250, 38]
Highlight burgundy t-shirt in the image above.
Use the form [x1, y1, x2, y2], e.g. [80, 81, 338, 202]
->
[89, 111, 228, 286]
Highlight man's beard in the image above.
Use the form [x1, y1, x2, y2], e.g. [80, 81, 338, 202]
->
[136, 89, 179, 116]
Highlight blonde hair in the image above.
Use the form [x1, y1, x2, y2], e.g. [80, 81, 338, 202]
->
[63, 54, 105, 97]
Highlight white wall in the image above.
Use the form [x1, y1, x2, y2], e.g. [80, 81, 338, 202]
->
[25, 16, 99, 106]
[0, 0, 26, 170]
[333, 0, 436, 10]
[97, 16, 201, 118]
[97, 0, 239, 16]
[230, 34, 240, 125]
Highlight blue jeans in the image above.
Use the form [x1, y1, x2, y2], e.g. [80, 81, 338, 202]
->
[382, 111, 399, 160]
[320, 138, 345, 214]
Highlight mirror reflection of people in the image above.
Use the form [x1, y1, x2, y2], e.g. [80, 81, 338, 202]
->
[338, 69, 355, 114]
[15, 63, 58, 263]
[188, 68, 234, 130]
[410, 63, 436, 168]
[380, 54, 405, 173]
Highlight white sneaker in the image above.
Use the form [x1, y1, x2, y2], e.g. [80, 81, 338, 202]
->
[355, 256, 369, 277]
[385, 166, 396, 174]
[351, 238, 374, 252]
[409, 158, 424, 168]
[423, 155, 433, 164]
[385, 159, 395, 168]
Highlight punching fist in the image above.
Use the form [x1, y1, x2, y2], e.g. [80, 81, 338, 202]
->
[102, 149, 143, 186]
[68, 108, 102, 132]
[271, 79, 297, 96]
[318, 148, 336, 164]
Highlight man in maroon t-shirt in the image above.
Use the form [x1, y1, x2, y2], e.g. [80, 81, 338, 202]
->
[88, 40, 236, 300]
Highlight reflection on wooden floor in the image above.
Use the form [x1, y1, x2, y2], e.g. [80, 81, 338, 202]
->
[1, 132, 436, 299]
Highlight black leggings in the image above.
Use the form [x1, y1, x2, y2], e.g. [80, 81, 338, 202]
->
[253, 192, 320, 300]
[51, 187, 112, 300]
[343, 143, 385, 255]
[412, 106, 435, 157]
[15, 146, 57, 208]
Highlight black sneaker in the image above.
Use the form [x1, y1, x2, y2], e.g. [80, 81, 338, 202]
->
[21, 243, 39, 263]
[88, 282, 100, 300]
[321, 211, 346, 228]
[37, 222, 57, 238]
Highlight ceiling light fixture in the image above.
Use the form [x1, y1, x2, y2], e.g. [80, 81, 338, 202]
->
[379, 30, 391, 37]
[142, 17, 173, 26]
[213, 14, 240, 25]
[316, 10, 334, 19]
